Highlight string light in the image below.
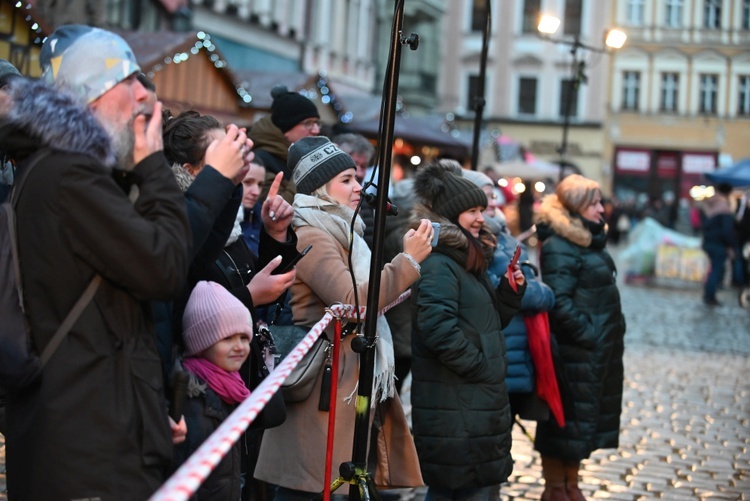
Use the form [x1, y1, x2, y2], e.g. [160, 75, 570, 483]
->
[145, 31, 252, 105]
[12, 1, 44, 45]
[304, 70, 351, 124]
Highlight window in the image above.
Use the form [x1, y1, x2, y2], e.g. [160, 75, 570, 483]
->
[470, 0, 486, 32]
[563, 0, 582, 36]
[661, 73, 679, 112]
[665, 0, 683, 27]
[518, 77, 538, 114]
[739, 76, 750, 115]
[626, 0, 645, 26]
[743, 0, 750, 29]
[622, 71, 640, 111]
[467, 74, 481, 112]
[559, 79, 579, 118]
[522, 0, 541, 33]
[704, 0, 721, 28]
[699, 74, 718, 114]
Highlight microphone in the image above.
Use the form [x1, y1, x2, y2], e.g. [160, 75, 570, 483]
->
[363, 192, 398, 216]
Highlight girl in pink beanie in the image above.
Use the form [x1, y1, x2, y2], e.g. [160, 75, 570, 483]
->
[173, 280, 253, 500]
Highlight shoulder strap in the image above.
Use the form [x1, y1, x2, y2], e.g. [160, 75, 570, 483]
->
[9, 149, 103, 367]
[7, 150, 52, 307]
[40, 275, 102, 366]
[9, 150, 49, 207]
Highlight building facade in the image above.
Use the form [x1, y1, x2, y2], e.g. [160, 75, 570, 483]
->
[607, 0, 750, 208]
[438, 0, 616, 186]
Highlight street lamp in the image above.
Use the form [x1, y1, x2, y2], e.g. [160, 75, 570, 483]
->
[537, 14, 626, 181]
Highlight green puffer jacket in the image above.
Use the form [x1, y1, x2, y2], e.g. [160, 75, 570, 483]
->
[534, 194, 626, 461]
[410, 214, 522, 490]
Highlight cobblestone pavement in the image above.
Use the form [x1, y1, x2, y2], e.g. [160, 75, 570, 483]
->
[382, 276, 749, 501]
[499, 281, 750, 501]
[1, 274, 749, 500]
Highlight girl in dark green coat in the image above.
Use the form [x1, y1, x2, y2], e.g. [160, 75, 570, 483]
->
[534, 174, 626, 501]
[410, 164, 526, 501]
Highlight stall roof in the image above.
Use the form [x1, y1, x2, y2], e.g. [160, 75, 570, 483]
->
[346, 112, 472, 153]
[118, 30, 244, 97]
[232, 70, 313, 109]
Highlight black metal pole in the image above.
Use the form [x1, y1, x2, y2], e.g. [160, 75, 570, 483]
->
[557, 39, 581, 182]
[348, 1, 415, 499]
[470, 0, 491, 171]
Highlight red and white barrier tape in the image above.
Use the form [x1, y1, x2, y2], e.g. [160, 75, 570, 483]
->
[149, 291, 410, 501]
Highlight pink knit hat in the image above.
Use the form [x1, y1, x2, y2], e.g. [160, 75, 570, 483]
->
[182, 281, 253, 356]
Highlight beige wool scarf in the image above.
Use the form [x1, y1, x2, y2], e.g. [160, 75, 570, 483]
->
[292, 193, 396, 404]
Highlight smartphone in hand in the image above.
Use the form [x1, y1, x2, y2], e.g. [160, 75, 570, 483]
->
[506, 244, 522, 293]
[430, 222, 441, 247]
[509, 244, 521, 268]
[272, 244, 312, 275]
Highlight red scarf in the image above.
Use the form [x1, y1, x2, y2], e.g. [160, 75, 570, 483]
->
[183, 357, 250, 405]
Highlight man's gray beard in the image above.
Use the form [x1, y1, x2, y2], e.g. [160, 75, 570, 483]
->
[97, 115, 136, 169]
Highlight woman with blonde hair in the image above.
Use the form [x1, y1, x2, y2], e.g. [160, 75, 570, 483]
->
[255, 136, 434, 500]
[534, 174, 626, 501]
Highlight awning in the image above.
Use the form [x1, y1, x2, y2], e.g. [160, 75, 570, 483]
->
[705, 158, 750, 187]
[346, 113, 471, 153]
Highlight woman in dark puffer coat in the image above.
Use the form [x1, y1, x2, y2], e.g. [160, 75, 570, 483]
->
[533, 174, 626, 501]
[410, 164, 526, 501]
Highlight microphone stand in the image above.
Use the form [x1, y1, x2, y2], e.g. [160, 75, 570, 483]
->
[470, 0, 491, 171]
[341, 1, 418, 500]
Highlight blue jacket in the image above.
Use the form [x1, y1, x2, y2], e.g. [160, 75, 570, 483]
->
[488, 231, 555, 394]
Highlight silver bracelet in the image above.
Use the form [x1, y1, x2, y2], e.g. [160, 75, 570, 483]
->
[402, 252, 421, 274]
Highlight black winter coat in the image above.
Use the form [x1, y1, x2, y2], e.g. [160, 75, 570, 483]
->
[174, 371, 242, 501]
[534, 195, 626, 461]
[410, 212, 524, 490]
[2, 80, 190, 499]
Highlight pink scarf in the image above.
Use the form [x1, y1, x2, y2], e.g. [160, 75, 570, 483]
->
[183, 357, 250, 405]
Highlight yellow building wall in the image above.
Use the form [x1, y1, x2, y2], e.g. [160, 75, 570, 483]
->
[605, 115, 750, 167]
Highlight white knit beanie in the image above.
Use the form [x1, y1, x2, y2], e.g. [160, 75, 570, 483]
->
[182, 281, 253, 356]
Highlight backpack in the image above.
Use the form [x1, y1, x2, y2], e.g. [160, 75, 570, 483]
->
[0, 151, 102, 392]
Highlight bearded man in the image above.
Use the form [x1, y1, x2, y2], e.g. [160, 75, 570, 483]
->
[0, 25, 190, 500]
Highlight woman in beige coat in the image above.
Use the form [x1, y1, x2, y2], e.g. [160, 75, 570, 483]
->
[255, 136, 434, 499]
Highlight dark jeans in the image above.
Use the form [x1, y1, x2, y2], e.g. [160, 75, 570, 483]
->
[703, 243, 728, 301]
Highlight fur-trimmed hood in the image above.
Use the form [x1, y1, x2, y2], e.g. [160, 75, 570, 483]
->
[0, 78, 116, 168]
[536, 194, 606, 248]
